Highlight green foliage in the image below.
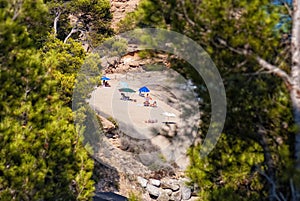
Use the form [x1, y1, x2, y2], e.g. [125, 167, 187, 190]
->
[0, 0, 50, 47]
[41, 34, 86, 105]
[128, 191, 142, 201]
[107, 116, 119, 129]
[0, 1, 96, 200]
[46, 0, 113, 47]
[0, 48, 95, 200]
[187, 135, 265, 201]
[98, 37, 128, 57]
[119, 0, 296, 199]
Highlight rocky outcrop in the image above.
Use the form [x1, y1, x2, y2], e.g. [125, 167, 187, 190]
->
[110, 0, 140, 30]
[103, 51, 169, 74]
[97, 115, 116, 132]
[137, 176, 198, 201]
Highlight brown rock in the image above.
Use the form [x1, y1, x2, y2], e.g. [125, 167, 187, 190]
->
[97, 115, 116, 132]
[170, 191, 181, 201]
[157, 190, 170, 201]
[161, 179, 180, 191]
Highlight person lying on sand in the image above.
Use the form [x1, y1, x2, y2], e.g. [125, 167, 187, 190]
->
[150, 101, 157, 107]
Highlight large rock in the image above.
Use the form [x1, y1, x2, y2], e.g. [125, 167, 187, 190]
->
[97, 115, 116, 132]
[161, 179, 180, 191]
[146, 183, 160, 197]
[181, 185, 192, 200]
[170, 191, 181, 201]
[179, 178, 192, 200]
[164, 189, 173, 196]
[157, 190, 170, 201]
[149, 178, 160, 187]
[137, 176, 148, 188]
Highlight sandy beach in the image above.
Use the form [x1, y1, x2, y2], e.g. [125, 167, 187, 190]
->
[89, 70, 200, 169]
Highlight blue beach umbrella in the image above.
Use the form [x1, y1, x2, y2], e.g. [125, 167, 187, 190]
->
[139, 86, 150, 93]
[101, 76, 111, 81]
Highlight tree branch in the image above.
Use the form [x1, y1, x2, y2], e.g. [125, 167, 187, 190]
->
[255, 55, 293, 84]
[54, 10, 61, 35]
[64, 27, 78, 43]
[12, 0, 23, 21]
[279, 0, 292, 17]
[216, 37, 293, 86]
[179, 0, 195, 27]
[256, 167, 282, 201]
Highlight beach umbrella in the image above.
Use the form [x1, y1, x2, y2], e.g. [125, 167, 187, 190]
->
[139, 86, 150, 93]
[118, 88, 136, 93]
[101, 76, 111, 80]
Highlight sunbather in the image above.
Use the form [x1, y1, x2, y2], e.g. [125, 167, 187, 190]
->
[150, 101, 157, 107]
[144, 100, 150, 106]
[120, 93, 130, 100]
[104, 81, 111, 87]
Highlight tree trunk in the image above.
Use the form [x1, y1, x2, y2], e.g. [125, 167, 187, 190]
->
[258, 132, 276, 201]
[54, 11, 61, 35]
[291, 0, 300, 169]
[291, 0, 300, 199]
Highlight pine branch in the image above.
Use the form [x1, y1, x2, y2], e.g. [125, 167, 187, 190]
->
[255, 55, 292, 84]
[216, 37, 293, 86]
[54, 10, 61, 35]
[279, 0, 292, 17]
[64, 27, 78, 43]
[179, 0, 195, 27]
[12, 0, 23, 21]
[256, 167, 282, 201]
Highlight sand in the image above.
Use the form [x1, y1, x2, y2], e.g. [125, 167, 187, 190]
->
[89, 71, 200, 169]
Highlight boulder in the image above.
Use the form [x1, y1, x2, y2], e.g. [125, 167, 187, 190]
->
[179, 178, 192, 200]
[157, 190, 170, 201]
[181, 185, 192, 200]
[161, 179, 180, 191]
[128, 60, 140, 67]
[149, 178, 160, 187]
[98, 115, 116, 132]
[114, 2, 124, 8]
[164, 189, 173, 196]
[137, 176, 148, 188]
[170, 191, 181, 201]
[146, 184, 160, 197]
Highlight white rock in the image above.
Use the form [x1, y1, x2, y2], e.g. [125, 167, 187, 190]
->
[181, 185, 192, 200]
[161, 179, 180, 191]
[146, 184, 160, 197]
[149, 178, 161, 187]
[137, 176, 148, 188]
[164, 189, 173, 196]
